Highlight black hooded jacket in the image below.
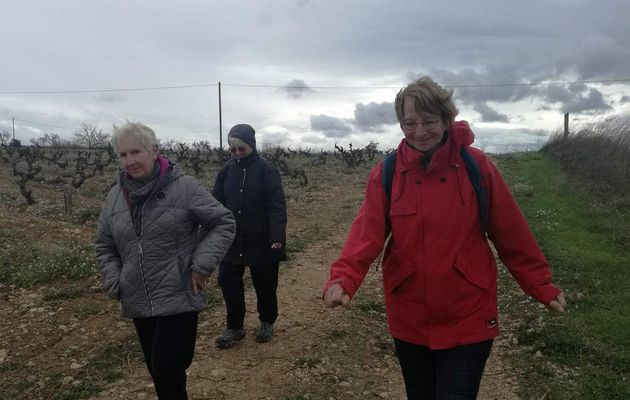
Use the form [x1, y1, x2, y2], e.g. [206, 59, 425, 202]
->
[212, 151, 287, 265]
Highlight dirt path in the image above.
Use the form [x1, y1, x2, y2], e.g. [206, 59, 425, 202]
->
[89, 226, 518, 399]
[0, 167, 519, 400]
[89, 173, 410, 399]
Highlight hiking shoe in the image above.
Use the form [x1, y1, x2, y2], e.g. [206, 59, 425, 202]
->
[214, 328, 245, 349]
[255, 321, 274, 343]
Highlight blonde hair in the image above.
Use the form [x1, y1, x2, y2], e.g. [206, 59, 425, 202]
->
[394, 76, 459, 123]
[111, 121, 158, 153]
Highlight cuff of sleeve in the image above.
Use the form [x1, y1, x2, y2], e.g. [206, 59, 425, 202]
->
[322, 278, 357, 299]
[192, 264, 216, 276]
[531, 284, 561, 305]
[106, 285, 120, 300]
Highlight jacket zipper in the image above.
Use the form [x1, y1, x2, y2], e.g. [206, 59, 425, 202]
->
[238, 166, 247, 257]
[136, 206, 154, 316]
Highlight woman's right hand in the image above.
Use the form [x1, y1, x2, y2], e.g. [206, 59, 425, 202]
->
[546, 291, 567, 312]
[323, 283, 350, 308]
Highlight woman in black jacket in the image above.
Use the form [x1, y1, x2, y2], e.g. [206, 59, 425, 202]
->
[212, 123, 287, 348]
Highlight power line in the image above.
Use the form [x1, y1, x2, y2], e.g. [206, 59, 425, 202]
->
[0, 83, 218, 95]
[0, 78, 629, 95]
[444, 78, 630, 88]
[224, 78, 630, 89]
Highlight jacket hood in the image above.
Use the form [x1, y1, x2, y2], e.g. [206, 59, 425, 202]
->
[450, 120, 475, 147]
[397, 120, 475, 170]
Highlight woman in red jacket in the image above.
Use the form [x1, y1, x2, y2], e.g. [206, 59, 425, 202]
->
[323, 76, 566, 400]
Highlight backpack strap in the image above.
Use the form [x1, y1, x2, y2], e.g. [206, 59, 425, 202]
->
[381, 147, 488, 238]
[382, 152, 397, 235]
[460, 146, 489, 236]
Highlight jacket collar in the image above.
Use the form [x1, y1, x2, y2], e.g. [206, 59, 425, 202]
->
[234, 149, 260, 167]
[397, 120, 475, 172]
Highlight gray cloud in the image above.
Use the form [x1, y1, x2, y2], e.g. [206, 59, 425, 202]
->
[310, 114, 353, 138]
[620, 96, 630, 104]
[353, 101, 397, 131]
[421, 68, 614, 115]
[279, 79, 315, 99]
[1, 0, 629, 148]
[92, 94, 126, 103]
[542, 84, 611, 113]
[474, 103, 509, 123]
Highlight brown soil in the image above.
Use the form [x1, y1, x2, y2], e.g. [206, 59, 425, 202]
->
[0, 164, 520, 400]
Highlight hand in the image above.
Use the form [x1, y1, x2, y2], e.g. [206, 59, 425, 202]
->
[191, 271, 209, 294]
[271, 242, 283, 249]
[546, 291, 567, 312]
[323, 283, 350, 308]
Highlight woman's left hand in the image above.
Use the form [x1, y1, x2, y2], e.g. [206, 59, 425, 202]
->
[546, 291, 567, 312]
[191, 271, 209, 294]
[271, 242, 283, 249]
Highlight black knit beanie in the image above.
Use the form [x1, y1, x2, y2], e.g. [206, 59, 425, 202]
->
[228, 124, 256, 149]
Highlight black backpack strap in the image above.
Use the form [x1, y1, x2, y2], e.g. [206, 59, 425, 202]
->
[382, 152, 396, 235]
[460, 146, 489, 236]
[382, 152, 396, 201]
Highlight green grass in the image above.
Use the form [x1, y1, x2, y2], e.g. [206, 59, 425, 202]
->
[0, 240, 96, 287]
[0, 361, 31, 399]
[326, 329, 348, 339]
[292, 356, 321, 369]
[0, 228, 20, 239]
[280, 395, 319, 400]
[70, 207, 102, 225]
[285, 234, 307, 260]
[356, 300, 386, 314]
[43, 287, 85, 301]
[495, 152, 630, 399]
[0, 339, 142, 400]
[75, 303, 101, 320]
[53, 340, 141, 400]
[51, 381, 102, 400]
[206, 286, 223, 307]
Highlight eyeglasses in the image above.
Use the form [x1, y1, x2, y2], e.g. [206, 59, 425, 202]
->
[229, 146, 247, 154]
[401, 118, 442, 133]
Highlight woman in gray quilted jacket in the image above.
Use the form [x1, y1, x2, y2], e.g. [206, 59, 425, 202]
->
[95, 122, 235, 400]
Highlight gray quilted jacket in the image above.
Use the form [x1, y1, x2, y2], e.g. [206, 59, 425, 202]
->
[95, 162, 235, 319]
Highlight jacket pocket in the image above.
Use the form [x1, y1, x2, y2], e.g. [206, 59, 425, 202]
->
[453, 252, 493, 290]
[177, 255, 192, 290]
[382, 258, 416, 294]
[389, 200, 416, 218]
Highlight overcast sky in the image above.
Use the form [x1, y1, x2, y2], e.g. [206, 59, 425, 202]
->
[1, 0, 629, 152]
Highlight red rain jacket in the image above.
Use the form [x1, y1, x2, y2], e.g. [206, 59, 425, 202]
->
[325, 121, 561, 349]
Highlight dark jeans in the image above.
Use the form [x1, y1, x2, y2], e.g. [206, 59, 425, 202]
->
[394, 338, 493, 400]
[133, 311, 199, 400]
[217, 261, 279, 329]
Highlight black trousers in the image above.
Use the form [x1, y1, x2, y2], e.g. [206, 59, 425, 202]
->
[217, 261, 279, 329]
[394, 338, 493, 400]
[133, 311, 199, 400]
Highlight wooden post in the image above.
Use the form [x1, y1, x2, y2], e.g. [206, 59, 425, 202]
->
[218, 81, 223, 149]
[563, 113, 569, 139]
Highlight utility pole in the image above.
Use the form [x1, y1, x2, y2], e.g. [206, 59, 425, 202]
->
[563, 113, 569, 139]
[218, 81, 223, 149]
[12, 117, 15, 140]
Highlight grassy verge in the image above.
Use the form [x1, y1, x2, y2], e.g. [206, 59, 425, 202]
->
[0, 240, 96, 287]
[495, 151, 630, 399]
